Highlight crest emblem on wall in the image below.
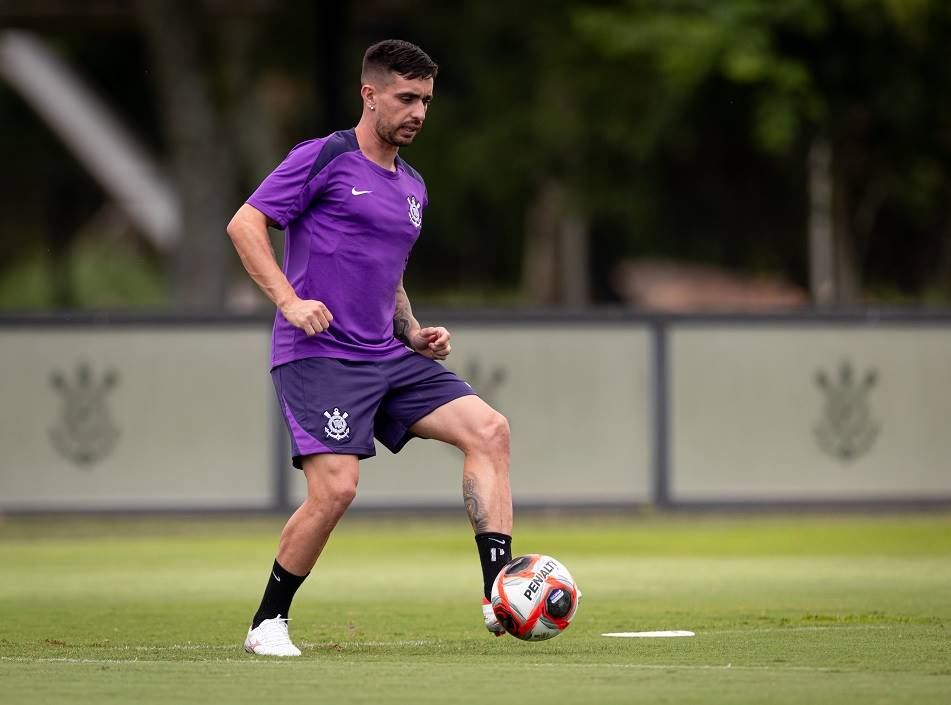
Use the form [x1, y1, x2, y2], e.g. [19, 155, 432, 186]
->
[407, 195, 422, 228]
[49, 362, 121, 466]
[813, 360, 879, 462]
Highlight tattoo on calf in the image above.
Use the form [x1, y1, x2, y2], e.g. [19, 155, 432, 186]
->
[463, 478, 490, 533]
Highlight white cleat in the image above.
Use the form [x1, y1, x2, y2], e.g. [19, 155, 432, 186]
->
[244, 615, 302, 656]
[482, 598, 506, 637]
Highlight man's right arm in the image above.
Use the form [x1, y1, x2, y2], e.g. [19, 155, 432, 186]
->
[226, 203, 332, 336]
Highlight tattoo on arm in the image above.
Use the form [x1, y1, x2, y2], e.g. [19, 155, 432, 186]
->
[463, 478, 491, 533]
[394, 315, 411, 345]
[393, 282, 416, 346]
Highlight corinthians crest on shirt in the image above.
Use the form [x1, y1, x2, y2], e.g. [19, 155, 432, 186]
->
[407, 195, 422, 228]
[324, 408, 350, 441]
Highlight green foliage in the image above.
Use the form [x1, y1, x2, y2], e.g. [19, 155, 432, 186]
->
[571, 0, 951, 295]
[3, 1, 951, 305]
[0, 240, 168, 310]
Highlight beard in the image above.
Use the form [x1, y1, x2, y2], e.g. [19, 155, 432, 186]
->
[376, 119, 421, 147]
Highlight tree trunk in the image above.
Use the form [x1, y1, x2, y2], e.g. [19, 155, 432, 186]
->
[220, 17, 282, 184]
[808, 134, 860, 307]
[934, 218, 951, 301]
[808, 136, 835, 306]
[558, 211, 590, 308]
[521, 179, 590, 307]
[136, 0, 236, 310]
[832, 141, 860, 306]
[522, 180, 561, 306]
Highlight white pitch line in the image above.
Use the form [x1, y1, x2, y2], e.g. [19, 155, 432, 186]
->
[0, 639, 439, 657]
[113, 644, 233, 652]
[708, 625, 895, 635]
[599, 625, 896, 637]
[0, 656, 867, 674]
[299, 640, 437, 647]
[2, 657, 175, 665]
[5, 626, 901, 653]
[522, 662, 867, 674]
[0, 656, 287, 665]
[603, 631, 695, 638]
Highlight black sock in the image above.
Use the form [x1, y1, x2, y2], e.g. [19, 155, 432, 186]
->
[251, 559, 308, 629]
[474, 532, 512, 600]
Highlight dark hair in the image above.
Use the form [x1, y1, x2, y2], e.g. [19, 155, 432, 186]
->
[361, 40, 438, 83]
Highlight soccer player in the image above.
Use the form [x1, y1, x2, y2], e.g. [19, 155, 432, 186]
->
[227, 40, 513, 656]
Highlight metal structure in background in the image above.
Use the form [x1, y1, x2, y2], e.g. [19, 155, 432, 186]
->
[0, 30, 181, 250]
[1, 310, 950, 513]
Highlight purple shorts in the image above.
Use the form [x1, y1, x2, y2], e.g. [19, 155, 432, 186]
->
[272, 351, 476, 468]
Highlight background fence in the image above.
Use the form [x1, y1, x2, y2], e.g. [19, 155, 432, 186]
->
[2, 311, 950, 512]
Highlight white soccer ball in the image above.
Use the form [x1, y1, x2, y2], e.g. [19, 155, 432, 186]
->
[491, 554, 580, 641]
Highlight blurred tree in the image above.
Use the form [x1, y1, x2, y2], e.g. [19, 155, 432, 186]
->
[365, 0, 632, 306]
[135, 0, 315, 309]
[575, 0, 951, 306]
[135, 0, 238, 310]
[349, 0, 811, 305]
[3, 0, 951, 309]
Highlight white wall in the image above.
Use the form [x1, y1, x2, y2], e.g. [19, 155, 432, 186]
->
[3, 316, 949, 511]
[0, 326, 274, 510]
[290, 323, 654, 508]
[669, 325, 951, 502]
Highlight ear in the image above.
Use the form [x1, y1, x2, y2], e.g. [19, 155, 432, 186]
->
[360, 84, 376, 111]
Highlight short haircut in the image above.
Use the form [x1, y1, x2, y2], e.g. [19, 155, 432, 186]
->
[361, 39, 438, 84]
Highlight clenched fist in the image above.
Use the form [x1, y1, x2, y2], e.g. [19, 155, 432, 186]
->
[281, 297, 333, 336]
[409, 326, 451, 360]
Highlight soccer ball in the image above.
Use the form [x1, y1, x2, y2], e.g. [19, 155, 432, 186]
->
[491, 554, 579, 641]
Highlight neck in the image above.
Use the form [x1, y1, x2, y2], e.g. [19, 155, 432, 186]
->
[354, 118, 398, 172]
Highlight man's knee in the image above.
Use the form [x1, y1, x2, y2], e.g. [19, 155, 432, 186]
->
[471, 410, 510, 458]
[327, 474, 358, 507]
[303, 454, 359, 507]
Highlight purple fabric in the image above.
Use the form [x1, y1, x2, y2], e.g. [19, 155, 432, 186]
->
[272, 353, 476, 469]
[275, 384, 333, 459]
[247, 130, 428, 368]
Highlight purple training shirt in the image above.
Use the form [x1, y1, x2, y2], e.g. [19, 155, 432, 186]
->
[247, 129, 427, 368]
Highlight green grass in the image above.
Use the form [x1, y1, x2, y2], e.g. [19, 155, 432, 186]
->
[1, 513, 950, 704]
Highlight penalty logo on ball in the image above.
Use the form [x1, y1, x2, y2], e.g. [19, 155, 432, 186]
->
[491, 554, 579, 641]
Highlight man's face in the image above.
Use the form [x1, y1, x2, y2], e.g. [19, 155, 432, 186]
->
[370, 73, 434, 147]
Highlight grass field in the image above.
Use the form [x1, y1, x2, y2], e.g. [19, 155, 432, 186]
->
[1, 512, 950, 704]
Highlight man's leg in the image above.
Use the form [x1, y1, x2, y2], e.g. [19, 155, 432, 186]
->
[410, 395, 512, 634]
[410, 395, 511, 534]
[245, 453, 359, 656]
[276, 453, 360, 574]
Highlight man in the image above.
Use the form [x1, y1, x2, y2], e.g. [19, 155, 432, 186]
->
[227, 39, 513, 656]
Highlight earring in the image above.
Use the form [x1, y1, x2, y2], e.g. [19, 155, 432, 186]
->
[369, 104, 375, 111]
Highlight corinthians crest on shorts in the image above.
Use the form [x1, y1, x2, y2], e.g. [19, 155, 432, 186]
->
[407, 195, 422, 228]
[324, 408, 350, 441]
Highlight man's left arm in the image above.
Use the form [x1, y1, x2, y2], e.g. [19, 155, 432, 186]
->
[395, 278, 451, 360]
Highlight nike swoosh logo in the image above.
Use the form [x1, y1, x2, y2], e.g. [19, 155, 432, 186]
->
[487, 537, 507, 545]
[351, 187, 372, 196]
[272, 571, 282, 582]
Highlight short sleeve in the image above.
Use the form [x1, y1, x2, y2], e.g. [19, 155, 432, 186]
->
[247, 140, 331, 229]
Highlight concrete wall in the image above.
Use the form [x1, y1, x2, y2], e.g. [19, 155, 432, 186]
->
[292, 322, 653, 509]
[668, 323, 951, 504]
[0, 323, 274, 510]
[1, 313, 949, 511]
